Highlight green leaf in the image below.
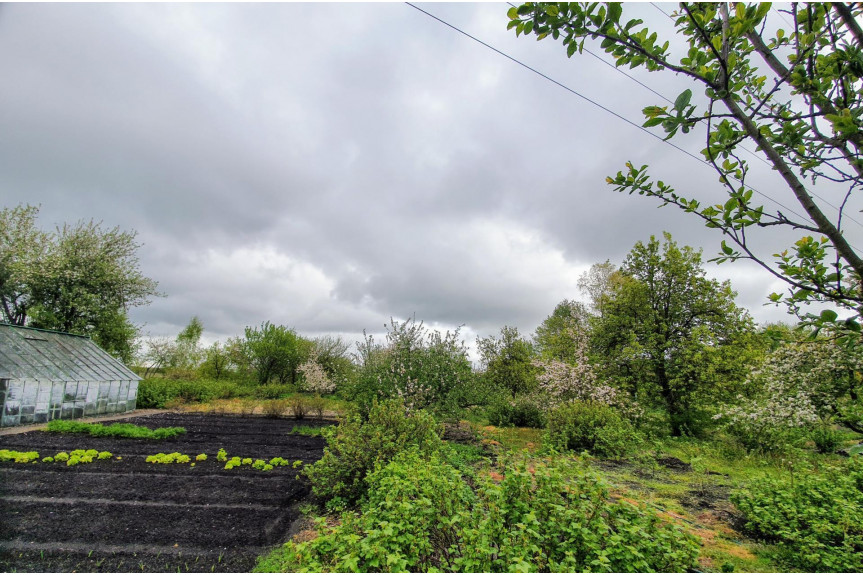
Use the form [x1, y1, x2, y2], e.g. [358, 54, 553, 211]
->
[674, 89, 692, 112]
[820, 309, 838, 322]
[507, 6, 519, 20]
[543, 4, 559, 17]
[607, 3, 622, 24]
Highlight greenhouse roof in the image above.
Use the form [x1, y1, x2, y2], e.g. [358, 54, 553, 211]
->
[0, 323, 140, 382]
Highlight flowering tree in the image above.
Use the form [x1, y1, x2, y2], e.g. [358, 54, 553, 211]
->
[717, 337, 863, 450]
[532, 324, 641, 420]
[298, 352, 337, 395]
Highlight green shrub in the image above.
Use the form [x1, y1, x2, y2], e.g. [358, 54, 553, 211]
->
[137, 378, 250, 408]
[723, 420, 805, 454]
[731, 458, 863, 572]
[255, 383, 294, 399]
[544, 401, 641, 458]
[810, 423, 843, 454]
[347, 319, 473, 417]
[302, 398, 443, 508]
[486, 396, 545, 428]
[306, 395, 327, 418]
[46, 420, 185, 440]
[289, 397, 307, 420]
[262, 399, 289, 418]
[258, 453, 700, 573]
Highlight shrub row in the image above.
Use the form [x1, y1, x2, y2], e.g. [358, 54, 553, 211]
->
[259, 450, 700, 572]
[137, 378, 255, 408]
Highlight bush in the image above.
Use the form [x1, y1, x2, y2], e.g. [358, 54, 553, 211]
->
[731, 458, 863, 572]
[306, 395, 326, 419]
[544, 401, 641, 458]
[289, 397, 307, 420]
[722, 419, 805, 454]
[262, 399, 289, 418]
[302, 399, 443, 508]
[348, 318, 473, 416]
[810, 423, 843, 454]
[258, 453, 700, 572]
[485, 396, 545, 428]
[136, 378, 248, 408]
[255, 383, 294, 399]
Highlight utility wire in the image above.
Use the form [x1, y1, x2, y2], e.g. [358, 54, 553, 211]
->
[405, 1, 812, 225]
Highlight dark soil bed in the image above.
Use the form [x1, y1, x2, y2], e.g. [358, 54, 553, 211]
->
[0, 413, 329, 572]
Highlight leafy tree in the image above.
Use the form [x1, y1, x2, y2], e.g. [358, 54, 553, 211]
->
[592, 233, 755, 435]
[477, 325, 538, 398]
[244, 321, 313, 385]
[533, 299, 590, 362]
[140, 336, 179, 377]
[1, 206, 160, 362]
[577, 261, 618, 318]
[224, 335, 254, 380]
[312, 335, 355, 388]
[719, 334, 863, 442]
[200, 341, 231, 380]
[508, 2, 863, 336]
[175, 316, 204, 368]
[0, 204, 47, 325]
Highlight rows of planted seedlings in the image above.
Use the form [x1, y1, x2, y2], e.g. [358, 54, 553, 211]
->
[1, 447, 305, 472]
[1, 448, 115, 466]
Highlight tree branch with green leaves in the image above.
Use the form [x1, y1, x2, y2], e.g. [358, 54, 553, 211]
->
[508, 2, 863, 340]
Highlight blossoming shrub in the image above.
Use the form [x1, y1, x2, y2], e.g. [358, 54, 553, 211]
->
[302, 398, 442, 509]
[259, 453, 700, 572]
[349, 318, 474, 416]
[731, 458, 863, 572]
[544, 401, 641, 458]
[532, 352, 642, 422]
[714, 341, 845, 453]
[485, 395, 546, 428]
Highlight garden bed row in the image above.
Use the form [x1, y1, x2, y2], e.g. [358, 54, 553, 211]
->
[0, 413, 328, 572]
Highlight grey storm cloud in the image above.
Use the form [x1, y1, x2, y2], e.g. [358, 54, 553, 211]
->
[0, 2, 825, 350]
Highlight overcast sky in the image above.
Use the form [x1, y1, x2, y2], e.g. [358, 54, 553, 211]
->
[2, 2, 856, 356]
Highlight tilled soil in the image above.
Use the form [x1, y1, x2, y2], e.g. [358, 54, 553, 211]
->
[0, 413, 329, 572]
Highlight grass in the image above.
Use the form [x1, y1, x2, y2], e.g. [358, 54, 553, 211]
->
[461, 418, 830, 572]
[45, 420, 186, 440]
[290, 425, 326, 437]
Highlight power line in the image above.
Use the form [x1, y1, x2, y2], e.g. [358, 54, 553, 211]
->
[405, 2, 813, 226]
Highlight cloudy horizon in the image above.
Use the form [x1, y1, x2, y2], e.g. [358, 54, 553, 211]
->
[2, 2, 851, 358]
